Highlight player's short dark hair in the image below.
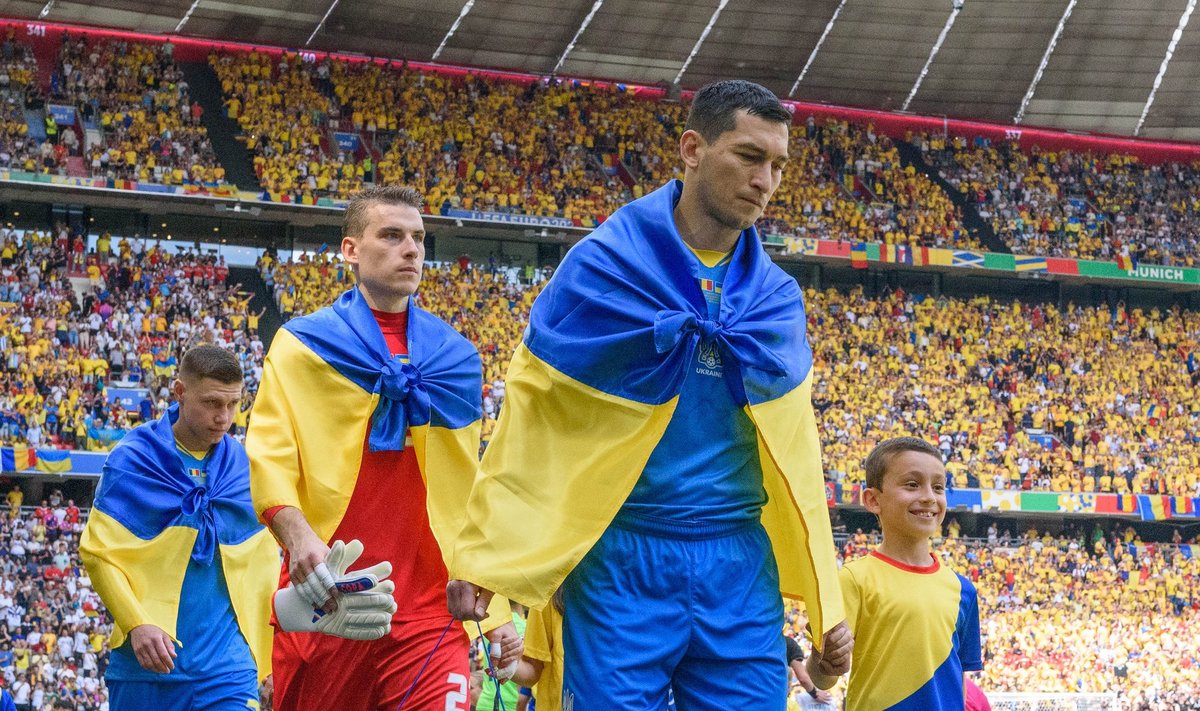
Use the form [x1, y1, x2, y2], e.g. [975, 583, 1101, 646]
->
[863, 437, 942, 491]
[684, 80, 792, 142]
[178, 344, 243, 385]
[343, 185, 424, 240]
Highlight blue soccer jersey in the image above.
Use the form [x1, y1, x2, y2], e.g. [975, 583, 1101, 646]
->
[106, 445, 256, 683]
[840, 551, 983, 711]
[621, 244, 766, 525]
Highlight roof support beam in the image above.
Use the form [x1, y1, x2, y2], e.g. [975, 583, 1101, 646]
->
[305, 0, 342, 47]
[1135, 0, 1196, 136]
[432, 0, 476, 61]
[673, 0, 730, 86]
[1014, 0, 1078, 124]
[174, 0, 204, 33]
[902, 2, 962, 111]
[789, 0, 849, 97]
[553, 0, 605, 75]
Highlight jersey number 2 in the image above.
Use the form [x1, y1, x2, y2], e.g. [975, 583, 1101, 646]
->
[445, 672, 468, 711]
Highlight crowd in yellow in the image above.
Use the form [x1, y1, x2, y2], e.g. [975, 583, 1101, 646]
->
[767, 120, 975, 249]
[0, 225, 263, 452]
[810, 286, 1200, 498]
[923, 134, 1200, 267]
[54, 34, 226, 186]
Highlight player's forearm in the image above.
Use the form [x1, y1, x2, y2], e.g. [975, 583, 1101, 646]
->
[511, 658, 544, 687]
[267, 505, 319, 553]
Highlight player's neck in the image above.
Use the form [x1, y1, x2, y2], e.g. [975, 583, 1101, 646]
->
[673, 192, 741, 254]
[357, 283, 409, 313]
[875, 535, 934, 568]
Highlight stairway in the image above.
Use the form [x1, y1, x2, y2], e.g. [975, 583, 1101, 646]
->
[895, 139, 1008, 253]
[228, 265, 283, 351]
[180, 62, 261, 192]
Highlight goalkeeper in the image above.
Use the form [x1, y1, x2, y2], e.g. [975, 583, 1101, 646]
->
[80, 346, 283, 710]
[248, 186, 521, 710]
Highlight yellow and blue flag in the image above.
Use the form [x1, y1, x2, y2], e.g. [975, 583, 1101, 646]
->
[35, 449, 72, 474]
[451, 180, 843, 643]
[80, 405, 277, 681]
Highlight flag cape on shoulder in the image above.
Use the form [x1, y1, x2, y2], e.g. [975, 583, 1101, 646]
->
[247, 288, 510, 631]
[450, 180, 843, 642]
[79, 405, 277, 681]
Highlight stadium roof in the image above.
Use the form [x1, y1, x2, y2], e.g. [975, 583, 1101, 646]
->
[11, 0, 1200, 140]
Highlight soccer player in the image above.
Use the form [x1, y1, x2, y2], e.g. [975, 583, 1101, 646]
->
[448, 80, 851, 708]
[807, 437, 983, 710]
[79, 345, 279, 710]
[248, 185, 521, 710]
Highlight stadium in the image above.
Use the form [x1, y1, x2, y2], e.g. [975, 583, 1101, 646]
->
[0, 0, 1197, 709]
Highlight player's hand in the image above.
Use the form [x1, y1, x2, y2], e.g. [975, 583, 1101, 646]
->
[446, 579, 493, 621]
[813, 688, 834, 704]
[484, 621, 524, 677]
[259, 673, 274, 710]
[129, 624, 176, 674]
[287, 528, 335, 613]
[816, 620, 853, 676]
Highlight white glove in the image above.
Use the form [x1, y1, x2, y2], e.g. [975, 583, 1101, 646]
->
[488, 641, 519, 682]
[295, 539, 393, 607]
[275, 539, 397, 640]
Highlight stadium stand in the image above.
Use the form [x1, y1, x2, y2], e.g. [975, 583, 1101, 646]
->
[922, 133, 1200, 267]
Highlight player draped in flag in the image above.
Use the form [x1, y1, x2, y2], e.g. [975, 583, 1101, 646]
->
[80, 345, 279, 710]
[247, 185, 521, 710]
[449, 80, 852, 709]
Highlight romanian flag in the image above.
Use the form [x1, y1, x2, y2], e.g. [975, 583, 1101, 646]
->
[1137, 494, 1170, 521]
[851, 242, 868, 269]
[880, 244, 912, 264]
[1171, 496, 1195, 517]
[1, 446, 37, 471]
[1095, 493, 1140, 514]
[449, 181, 844, 642]
[1116, 254, 1135, 271]
[35, 449, 73, 474]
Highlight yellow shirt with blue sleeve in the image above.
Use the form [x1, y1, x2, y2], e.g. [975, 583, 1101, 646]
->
[840, 551, 982, 711]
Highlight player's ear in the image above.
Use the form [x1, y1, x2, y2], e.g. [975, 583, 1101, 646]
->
[862, 487, 882, 515]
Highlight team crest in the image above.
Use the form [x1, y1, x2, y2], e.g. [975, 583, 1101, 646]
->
[697, 340, 722, 370]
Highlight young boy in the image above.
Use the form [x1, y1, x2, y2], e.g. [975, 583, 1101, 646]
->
[808, 437, 982, 710]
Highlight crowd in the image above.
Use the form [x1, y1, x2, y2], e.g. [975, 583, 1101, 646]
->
[765, 119, 976, 249]
[0, 491, 109, 710]
[51, 34, 226, 186]
[0, 223, 265, 452]
[922, 133, 1200, 266]
[0, 32, 47, 175]
[810, 285, 1200, 498]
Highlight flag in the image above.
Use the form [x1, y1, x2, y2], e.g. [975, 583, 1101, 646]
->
[1014, 255, 1048, 272]
[1021, 492, 1060, 512]
[825, 481, 836, 508]
[1137, 494, 1170, 521]
[35, 449, 73, 474]
[1116, 254, 1135, 271]
[982, 489, 1020, 511]
[851, 243, 868, 269]
[1, 446, 36, 471]
[1180, 544, 1193, 559]
[1171, 496, 1195, 517]
[1146, 404, 1159, 420]
[785, 237, 819, 256]
[952, 251, 984, 268]
[699, 278, 717, 293]
[915, 247, 930, 266]
[317, 242, 330, 254]
[926, 247, 954, 267]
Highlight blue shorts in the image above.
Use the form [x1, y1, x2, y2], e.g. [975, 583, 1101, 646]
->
[108, 669, 259, 711]
[562, 516, 786, 710]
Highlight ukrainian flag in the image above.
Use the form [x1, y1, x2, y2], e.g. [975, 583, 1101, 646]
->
[1014, 255, 1048, 272]
[450, 181, 844, 644]
[35, 449, 72, 474]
